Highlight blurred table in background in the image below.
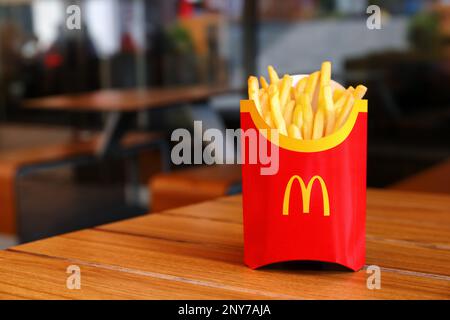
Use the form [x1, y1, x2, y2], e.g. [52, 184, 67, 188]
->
[0, 188, 448, 299]
[390, 158, 450, 194]
[23, 85, 239, 158]
[23, 86, 234, 112]
[0, 124, 164, 237]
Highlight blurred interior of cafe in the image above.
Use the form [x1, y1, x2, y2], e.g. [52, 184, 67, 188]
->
[0, 0, 449, 247]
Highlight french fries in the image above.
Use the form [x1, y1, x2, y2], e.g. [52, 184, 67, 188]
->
[312, 108, 325, 140]
[319, 61, 331, 106]
[292, 100, 303, 129]
[305, 71, 320, 106]
[294, 77, 307, 98]
[333, 88, 345, 102]
[283, 100, 295, 127]
[288, 124, 302, 139]
[260, 76, 269, 89]
[247, 62, 367, 140]
[300, 93, 313, 140]
[268, 85, 287, 136]
[268, 65, 280, 84]
[322, 85, 336, 136]
[248, 76, 262, 114]
[279, 75, 292, 111]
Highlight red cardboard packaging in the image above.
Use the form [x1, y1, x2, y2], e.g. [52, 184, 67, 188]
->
[240, 77, 367, 271]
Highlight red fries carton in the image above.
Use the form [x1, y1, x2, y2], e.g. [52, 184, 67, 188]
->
[240, 78, 367, 271]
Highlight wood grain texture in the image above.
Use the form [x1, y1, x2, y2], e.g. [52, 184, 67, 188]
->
[23, 86, 235, 112]
[9, 229, 450, 299]
[0, 188, 449, 299]
[0, 250, 264, 299]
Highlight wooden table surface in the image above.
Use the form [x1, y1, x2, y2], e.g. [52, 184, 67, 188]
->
[23, 85, 236, 112]
[0, 188, 449, 299]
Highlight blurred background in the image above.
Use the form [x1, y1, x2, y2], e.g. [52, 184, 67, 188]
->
[0, 0, 449, 246]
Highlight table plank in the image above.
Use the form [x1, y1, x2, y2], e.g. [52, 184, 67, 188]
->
[99, 213, 243, 248]
[367, 216, 449, 247]
[10, 229, 449, 299]
[1, 188, 449, 299]
[97, 212, 450, 277]
[0, 250, 266, 300]
[164, 190, 450, 248]
[163, 198, 243, 224]
[23, 86, 235, 112]
[366, 189, 450, 226]
[97, 188, 450, 277]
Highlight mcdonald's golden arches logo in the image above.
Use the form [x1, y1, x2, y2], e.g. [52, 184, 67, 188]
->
[283, 175, 330, 216]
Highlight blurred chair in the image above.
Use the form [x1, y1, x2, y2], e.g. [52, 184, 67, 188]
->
[150, 164, 241, 212]
[389, 158, 450, 194]
[0, 124, 167, 239]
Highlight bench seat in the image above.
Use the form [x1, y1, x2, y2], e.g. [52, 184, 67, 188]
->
[0, 126, 164, 235]
[150, 164, 241, 212]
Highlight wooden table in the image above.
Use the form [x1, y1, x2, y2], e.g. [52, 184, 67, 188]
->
[23, 86, 234, 112]
[390, 158, 450, 194]
[23, 85, 236, 157]
[0, 188, 449, 299]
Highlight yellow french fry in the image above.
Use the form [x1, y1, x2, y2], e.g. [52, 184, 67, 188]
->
[294, 77, 308, 98]
[292, 102, 303, 130]
[334, 86, 355, 121]
[325, 86, 335, 110]
[260, 90, 270, 117]
[268, 85, 287, 135]
[318, 85, 333, 111]
[248, 76, 262, 114]
[334, 86, 355, 117]
[320, 61, 331, 87]
[333, 88, 345, 102]
[312, 108, 325, 140]
[333, 90, 348, 113]
[319, 61, 331, 105]
[302, 122, 312, 140]
[264, 112, 273, 128]
[268, 65, 280, 84]
[288, 124, 302, 139]
[334, 94, 355, 132]
[260, 76, 269, 89]
[305, 71, 320, 101]
[353, 85, 367, 100]
[279, 74, 292, 112]
[259, 88, 264, 100]
[299, 93, 313, 140]
[322, 85, 336, 136]
[290, 87, 296, 100]
[324, 110, 335, 136]
[283, 100, 295, 127]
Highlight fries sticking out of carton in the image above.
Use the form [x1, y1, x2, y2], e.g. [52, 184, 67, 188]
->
[247, 62, 367, 140]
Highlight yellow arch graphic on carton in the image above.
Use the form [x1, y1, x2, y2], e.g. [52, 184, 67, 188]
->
[240, 99, 367, 152]
[282, 175, 330, 216]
